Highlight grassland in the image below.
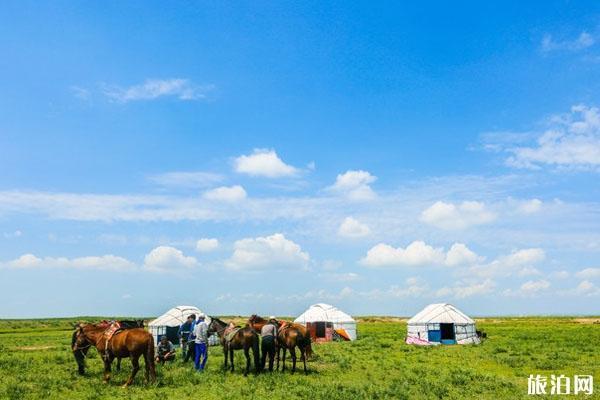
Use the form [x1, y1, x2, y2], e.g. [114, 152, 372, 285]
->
[0, 316, 598, 399]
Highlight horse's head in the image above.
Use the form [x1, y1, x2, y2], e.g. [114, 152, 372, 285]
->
[71, 324, 90, 375]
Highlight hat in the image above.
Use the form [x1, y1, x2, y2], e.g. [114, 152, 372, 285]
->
[198, 313, 206, 319]
[269, 316, 276, 320]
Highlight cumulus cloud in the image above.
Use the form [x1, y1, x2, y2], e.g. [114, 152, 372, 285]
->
[1, 254, 135, 271]
[337, 217, 371, 238]
[225, 233, 309, 271]
[503, 279, 551, 297]
[203, 185, 247, 202]
[541, 32, 595, 53]
[436, 279, 495, 299]
[516, 198, 543, 214]
[575, 268, 600, 279]
[469, 248, 545, 278]
[143, 246, 198, 272]
[361, 241, 445, 267]
[103, 78, 213, 102]
[233, 149, 298, 178]
[445, 243, 484, 267]
[3, 230, 22, 238]
[329, 170, 377, 201]
[196, 238, 219, 253]
[319, 272, 360, 282]
[148, 171, 223, 188]
[502, 105, 600, 170]
[421, 201, 496, 230]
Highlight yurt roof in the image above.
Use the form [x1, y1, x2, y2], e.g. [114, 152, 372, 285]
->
[407, 303, 474, 325]
[148, 305, 204, 327]
[294, 303, 355, 324]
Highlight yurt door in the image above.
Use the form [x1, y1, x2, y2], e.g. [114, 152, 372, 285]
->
[440, 323, 456, 344]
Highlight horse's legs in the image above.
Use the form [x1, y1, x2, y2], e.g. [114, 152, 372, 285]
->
[282, 347, 287, 371]
[116, 357, 121, 372]
[243, 346, 250, 377]
[102, 355, 112, 383]
[223, 345, 228, 370]
[291, 347, 297, 374]
[301, 347, 307, 374]
[229, 348, 234, 372]
[123, 355, 140, 387]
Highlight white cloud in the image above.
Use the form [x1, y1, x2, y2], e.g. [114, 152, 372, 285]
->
[550, 270, 570, 280]
[361, 241, 445, 267]
[203, 185, 247, 202]
[196, 238, 219, 253]
[3, 230, 22, 238]
[338, 217, 371, 238]
[103, 78, 213, 102]
[541, 32, 595, 53]
[233, 149, 298, 178]
[516, 198, 543, 214]
[504, 105, 600, 170]
[143, 246, 198, 272]
[148, 171, 223, 188]
[572, 280, 600, 296]
[225, 233, 309, 271]
[445, 243, 483, 267]
[436, 279, 495, 299]
[421, 201, 496, 230]
[521, 279, 551, 293]
[329, 170, 377, 201]
[319, 272, 360, 282]
[575, 267, 600, 279]
[469, 248, 545, 278]
[2, 254, 135, 271]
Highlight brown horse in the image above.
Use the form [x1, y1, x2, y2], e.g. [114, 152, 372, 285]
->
[247, 315, 312, 374]
[72, 323, 156, 386]
[207, 317, 260, 376]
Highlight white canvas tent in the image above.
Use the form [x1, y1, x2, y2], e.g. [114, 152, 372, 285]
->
[294, 303, 357, 341]
[148, 305, 211, 346]
[406, 303, 479, 345]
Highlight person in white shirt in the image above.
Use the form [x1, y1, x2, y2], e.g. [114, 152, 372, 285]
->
[193, 314, 209, 371]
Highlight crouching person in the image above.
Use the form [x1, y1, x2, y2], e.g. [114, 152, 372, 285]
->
[156, 336, 176, 364]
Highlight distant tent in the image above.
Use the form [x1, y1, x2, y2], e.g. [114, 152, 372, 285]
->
[406, 303, 479, 345]
[294, 303, 357, 342]
[148, 305, 211, 346]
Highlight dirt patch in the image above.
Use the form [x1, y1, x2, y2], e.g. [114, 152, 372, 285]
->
[15, 345, 56, 351]
[573, 318, 600, 324]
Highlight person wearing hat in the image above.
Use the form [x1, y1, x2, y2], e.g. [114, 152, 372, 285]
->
[178, 314, 196, 362]
[260, 316, 278, 372]
[192, 314, 209, 371]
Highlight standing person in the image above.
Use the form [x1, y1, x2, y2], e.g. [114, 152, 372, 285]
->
[178, 314, 195, 362]
[155, 336, 176, 364]
[260, 316, 278, 372]
[192, 314, 209, 371]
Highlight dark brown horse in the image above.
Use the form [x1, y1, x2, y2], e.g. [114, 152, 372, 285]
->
[247, 315, 312, 373]
[72, 323, 156, 386]
[207, 317, 260, 376]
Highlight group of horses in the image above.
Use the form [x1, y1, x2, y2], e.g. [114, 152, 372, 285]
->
[71, 314, 313, 386]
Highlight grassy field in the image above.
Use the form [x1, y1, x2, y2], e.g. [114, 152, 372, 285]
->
[0, 316, 598, 399]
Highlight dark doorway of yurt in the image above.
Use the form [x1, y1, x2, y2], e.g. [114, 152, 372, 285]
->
[440, 323, 456, 344]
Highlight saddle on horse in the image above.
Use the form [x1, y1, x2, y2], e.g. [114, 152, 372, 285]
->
[224, 326, 241, 343]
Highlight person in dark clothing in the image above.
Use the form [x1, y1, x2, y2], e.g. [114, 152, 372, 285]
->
[178, 314, 196, 362]
[156, 336, 176, 364]
[260, 316, 278, 372]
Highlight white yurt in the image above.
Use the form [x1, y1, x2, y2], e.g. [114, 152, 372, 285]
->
[406, 303, 479, 345]
[294, 303, 357, 342]
[148, 305, 211, 345]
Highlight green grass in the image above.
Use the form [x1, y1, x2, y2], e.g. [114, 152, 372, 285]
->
[0, 317, 598, 399]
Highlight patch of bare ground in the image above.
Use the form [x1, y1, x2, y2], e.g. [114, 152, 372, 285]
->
[15, 345, 56, 351]
[573, 318, 600, 324]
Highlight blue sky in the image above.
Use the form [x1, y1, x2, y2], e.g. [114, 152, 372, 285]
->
[1, 1, 600, 318]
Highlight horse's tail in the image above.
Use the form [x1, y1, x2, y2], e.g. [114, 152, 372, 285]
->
[253, 333, 260, 371]
[145, 335, 156, 383]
